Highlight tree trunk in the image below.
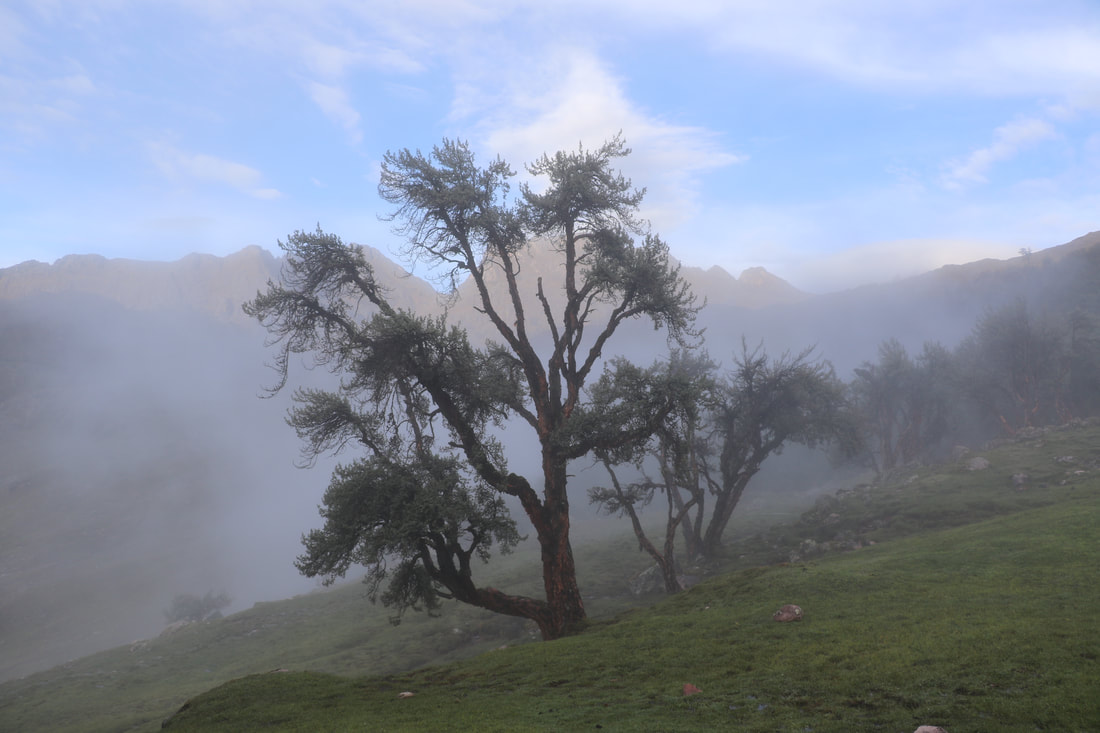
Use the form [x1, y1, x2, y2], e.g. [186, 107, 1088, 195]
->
[534, 457, 586, 639]
[700, 476, 750, 558]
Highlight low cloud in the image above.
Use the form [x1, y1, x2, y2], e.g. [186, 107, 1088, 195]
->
[786, 237, 1011, 292]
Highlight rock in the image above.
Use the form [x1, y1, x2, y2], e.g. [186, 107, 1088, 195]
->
[398, 691, 415, 698]
[629, 565, 665, 596]
[951, 445, 971, 460]
[1011, 472, 1029, 489]
[683, 683, 702, 696]
[772, 604, 803, 622]
[159, 620, 192, 637]
[966, 457, 990, 471]
[913, 727, 948, 733]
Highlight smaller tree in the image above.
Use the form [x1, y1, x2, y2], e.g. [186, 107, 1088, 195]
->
[849, 339, 957, 476]
[957, 299, 1068, 434]
[588, 351, 713, 593]
[591, 342, 857, 579]
[697, 342, 856, 558]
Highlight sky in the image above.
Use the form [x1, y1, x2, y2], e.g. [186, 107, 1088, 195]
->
[1, 1, 1099, 293]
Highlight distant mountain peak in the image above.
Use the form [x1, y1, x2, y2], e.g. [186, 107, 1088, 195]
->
[679, 261, 808, 309]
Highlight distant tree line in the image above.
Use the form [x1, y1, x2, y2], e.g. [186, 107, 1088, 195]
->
[850, 244, 1100, 476]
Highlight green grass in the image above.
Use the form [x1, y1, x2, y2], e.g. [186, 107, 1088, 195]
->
[3, 422, 1099, 732]
[158, 495, 1100, 732]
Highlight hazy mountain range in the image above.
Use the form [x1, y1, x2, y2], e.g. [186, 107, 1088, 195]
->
[1, 230, 1097, 682]
[0, 240, 810, 327]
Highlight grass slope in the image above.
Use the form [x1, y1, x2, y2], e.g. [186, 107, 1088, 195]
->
[3, 422, 1099, 732]
[160, 494, 1100, 732]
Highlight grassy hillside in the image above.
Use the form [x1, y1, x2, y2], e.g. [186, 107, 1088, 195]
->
[3, 422, 1098, 732]
[161, 499, 1100, 732]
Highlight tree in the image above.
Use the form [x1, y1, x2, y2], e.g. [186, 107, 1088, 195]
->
[588, 351, 713, 593]
[957, 299, 1068, 434]
[590, 342, 856, 570]
[849, 339, 957, 476]
[696, 343, 856, 558]
[244, 137, 698, 639]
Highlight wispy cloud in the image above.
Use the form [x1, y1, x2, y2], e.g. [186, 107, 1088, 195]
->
[942, 117, 1057, 190]
[578, 0, 1100, 96]
[305, 81, 362, 144]
[146, 143, 283, 199]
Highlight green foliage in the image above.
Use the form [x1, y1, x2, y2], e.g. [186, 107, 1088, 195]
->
[164, 591, 231, 624]
[296, 454, 520, 616]
[590, 342, 857, 568]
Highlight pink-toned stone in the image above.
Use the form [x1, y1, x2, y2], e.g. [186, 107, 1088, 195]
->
[683, 683, 702, 696]
[913, 727, 948, 733]
[772, 604, 803, 622]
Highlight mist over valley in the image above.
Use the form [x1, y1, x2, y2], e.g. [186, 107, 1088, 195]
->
[0, 230, 1096, 684]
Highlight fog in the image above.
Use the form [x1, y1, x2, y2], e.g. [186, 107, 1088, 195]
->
[1, 239, 1074, 682]
[0, 294, 333, 680]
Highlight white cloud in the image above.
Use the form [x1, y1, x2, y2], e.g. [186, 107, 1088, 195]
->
[306, 81, 362, 144]
[477, 49, 745, 232]
[942, 117, 1057, 190]
[146, 143, 283, 199]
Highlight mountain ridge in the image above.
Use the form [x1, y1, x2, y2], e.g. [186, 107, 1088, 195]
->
[5, 232, 1096, 326]
[0, 240, 809, 324]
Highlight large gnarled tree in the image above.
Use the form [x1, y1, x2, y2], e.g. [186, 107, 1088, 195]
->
[244, 137, 697, 639]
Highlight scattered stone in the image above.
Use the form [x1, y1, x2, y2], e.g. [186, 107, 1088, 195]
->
[913, 726, 948, 733]
[951, 445, 971, 460]
[1055, 455, 1076, 464]
[1011, 472, 1029, 489]
[683, 683, 702, 696]
[398, 691, 415, 698]
[159, 620, 191, 637]
[966, 457, 990, 471]
[629, 565, 665, 596]
[772, 604, 803, 622]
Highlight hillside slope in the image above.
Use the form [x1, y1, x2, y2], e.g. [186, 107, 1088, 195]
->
[163, 495, 1100, 732]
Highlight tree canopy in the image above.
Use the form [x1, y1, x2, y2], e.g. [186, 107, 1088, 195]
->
[244, 137, 698, 639]
[590, 342, 857, 580]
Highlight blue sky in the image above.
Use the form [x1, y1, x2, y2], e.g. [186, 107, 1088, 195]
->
[2, 1, 1098, 292]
